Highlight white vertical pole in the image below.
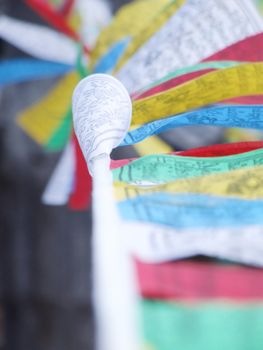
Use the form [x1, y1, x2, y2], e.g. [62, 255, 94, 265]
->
[72, 74, 140, 350]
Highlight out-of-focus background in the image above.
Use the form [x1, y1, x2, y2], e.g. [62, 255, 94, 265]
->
[0, 1, 132, 350]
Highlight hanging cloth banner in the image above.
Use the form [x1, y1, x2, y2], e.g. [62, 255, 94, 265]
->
[116, 2, 263, 71]
[68, 141, 263, 210]
[118, 193, 263, 229]
[114, 141, 263, 168]
[133, 32, 263, 99]
[92, 1, 186, 73]
[175, 141, 263, 157]
[141, 300, 263, 350]
[42, 141, 75, 205]
[134, 65, 263, 106]
[113, 0, 186, 72]
[0, 59, 72, 86]
[123, 104, 263, 146]
[223, 95, 263, 105]
[125, 220, 263, 266]
[0, 15, 77, 64]
[75, 0, 113, 48]
[93, 38, 130, 74]
[133, 61, 239, 100]
[56, 0, 75, 17]
[89, 0, 172, 68]
[18, 72, 79, 146]
[68, 133, 92, 210]
[113, 147, 263, 184]
[45, 106, 73, 152]
[116, 0, 263, 93]
[114, 164, 263, 201]
[25, 0, 84, 46]
[203, 32, 263, 63]
[136, 259, 263, 300]
[132, 63, 263, 126]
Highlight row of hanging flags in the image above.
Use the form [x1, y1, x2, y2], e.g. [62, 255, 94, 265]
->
[2, 0, 263, 348]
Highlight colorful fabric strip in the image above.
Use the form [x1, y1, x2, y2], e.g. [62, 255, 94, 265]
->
[126, 221, 263, 265]
[0, 59, 72, 86]
[68, 134, 92, 209]
[133, 32, 263, 99]
[132, 63, 263, 125]
[114, 165, 263, 201]
[114, 147, 263, 184]
[136, 259, 263, 300]
[141, 300, 263, 350]
[118, 193, 263, 229]
[94, 38, 130, 73]
[0, 15, 77, 64]
[69, 142, 263, 210]
[122, 105, 263, 146]
[25, 0, 85, 46]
